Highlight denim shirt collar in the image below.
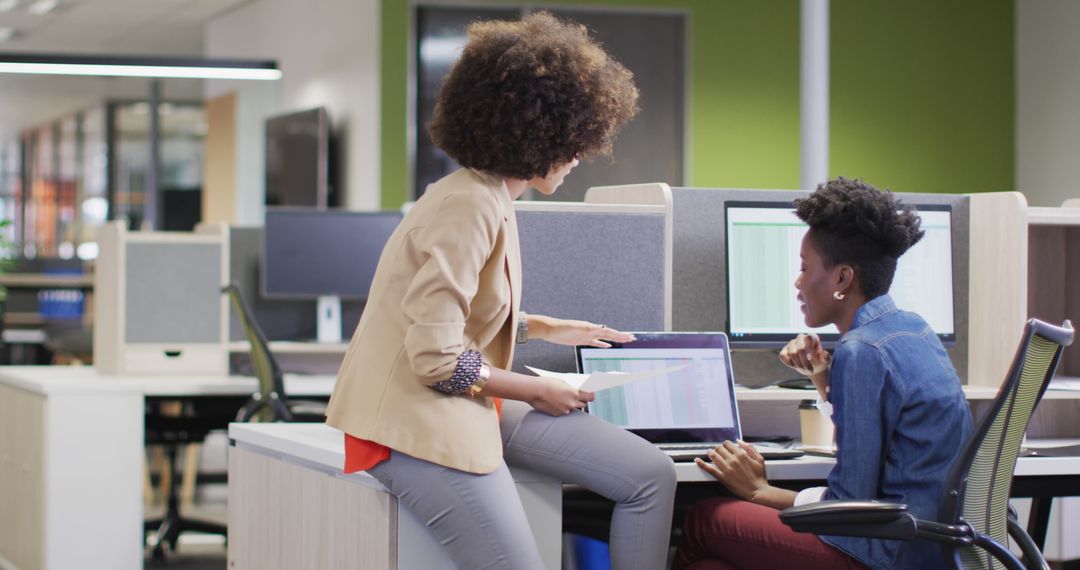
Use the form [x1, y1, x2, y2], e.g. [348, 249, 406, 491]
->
[850, 294, 898, 331]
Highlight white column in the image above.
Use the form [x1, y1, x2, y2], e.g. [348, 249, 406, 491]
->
[801, 0, 829, 190]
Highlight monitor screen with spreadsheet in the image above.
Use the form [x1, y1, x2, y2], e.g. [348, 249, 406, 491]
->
[724, 201, 956, 347]
[575, 332, 741, 444]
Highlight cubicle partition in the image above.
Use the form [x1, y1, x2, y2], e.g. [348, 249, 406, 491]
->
[94, 221, 229, 375]
[227, 226, 318, 343]
[512, 187, 673, 374]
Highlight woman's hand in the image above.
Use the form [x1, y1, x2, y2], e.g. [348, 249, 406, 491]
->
[531, 315, 635, 347]
[779, 333, 831, 399]
[528, 376, 595, 416]
[779, 333, 830, 376]
[694, 441, 769, 501]
[695, 441, 798, 510]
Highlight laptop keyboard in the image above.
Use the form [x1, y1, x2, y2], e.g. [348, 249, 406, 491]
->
[659, 442, 804, 461]
[657, 442, 722, 450]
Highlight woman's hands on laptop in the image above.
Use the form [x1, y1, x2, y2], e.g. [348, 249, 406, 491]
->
[779, 333, 831, 401]
[696, 441, 798, 510]
[527, 314, 636, 347]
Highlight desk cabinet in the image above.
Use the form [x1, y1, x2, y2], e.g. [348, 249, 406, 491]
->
[0, 384, 44, 570]
[228, 424, 562, 570]
[228, 447, 394, 569]
[0, 374, 143, 570]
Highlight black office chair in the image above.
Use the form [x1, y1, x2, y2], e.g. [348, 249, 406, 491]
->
[223, 283, 327, 422]
[779, 318, 1073, 570]
[143, 402, 231, 561]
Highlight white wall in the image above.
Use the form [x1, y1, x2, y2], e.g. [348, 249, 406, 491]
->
[204, 0, 381, 213]
[1017, 0, 1080, 207]
[1017, 6, 1080, 546]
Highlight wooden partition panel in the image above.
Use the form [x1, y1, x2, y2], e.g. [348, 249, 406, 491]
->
[967, 192, 1028, 387]
[204, 92, 237, 224]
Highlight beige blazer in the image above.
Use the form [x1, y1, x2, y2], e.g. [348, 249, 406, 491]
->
[325, 168, 522, 474]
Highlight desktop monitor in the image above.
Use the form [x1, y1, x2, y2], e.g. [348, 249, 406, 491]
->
[262, 208, 402, 342]
[724, 200, 956, 348]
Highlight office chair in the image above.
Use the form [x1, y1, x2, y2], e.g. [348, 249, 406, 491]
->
[143, 409, 230, 562]
[779, 318, 1073, 570]
[222, 283, 327, 422]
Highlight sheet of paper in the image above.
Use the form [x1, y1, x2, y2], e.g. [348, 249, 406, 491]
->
[525, 363, 689, 392]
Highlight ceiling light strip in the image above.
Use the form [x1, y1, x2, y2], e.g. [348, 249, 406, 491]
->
[0, 61, 281, 79]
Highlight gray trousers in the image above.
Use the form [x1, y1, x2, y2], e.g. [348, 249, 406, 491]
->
[366, 400, 677, 570]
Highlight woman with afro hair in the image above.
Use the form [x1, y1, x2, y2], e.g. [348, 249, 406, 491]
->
[325, 12, 676, 570]
[674, 178, 973, 570]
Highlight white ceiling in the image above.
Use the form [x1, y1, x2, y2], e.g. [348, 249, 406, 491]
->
[0, 0, 257, 138]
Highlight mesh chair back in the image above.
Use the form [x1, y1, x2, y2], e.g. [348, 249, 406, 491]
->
[941, 319, 1072, 570]
[223, 284, 289, 416]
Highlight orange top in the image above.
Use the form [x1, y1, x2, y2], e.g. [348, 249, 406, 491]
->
[344, 397, 504, 473]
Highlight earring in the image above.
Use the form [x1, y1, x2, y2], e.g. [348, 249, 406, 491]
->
[833, 291, 845, 301]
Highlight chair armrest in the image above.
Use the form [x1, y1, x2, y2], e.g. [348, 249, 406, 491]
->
[1007, 516, 1050, 570]
[780, 500, 919, 540]
[288, 400, 329, 422]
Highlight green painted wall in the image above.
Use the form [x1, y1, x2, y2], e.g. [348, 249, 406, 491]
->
[380, 1, 1013, 207]
[830, 0, 1015, 194]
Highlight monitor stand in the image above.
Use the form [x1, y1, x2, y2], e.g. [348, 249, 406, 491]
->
[316, 295, 342, 343]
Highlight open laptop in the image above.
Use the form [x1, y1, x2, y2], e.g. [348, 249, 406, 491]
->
[574, 332, 803, 462]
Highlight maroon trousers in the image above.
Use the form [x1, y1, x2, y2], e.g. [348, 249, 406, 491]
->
[673, 497, 870, 570]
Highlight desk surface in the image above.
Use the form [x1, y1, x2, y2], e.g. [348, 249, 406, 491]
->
[229, 423, 1080, 486]
[0, 365, 336, 397]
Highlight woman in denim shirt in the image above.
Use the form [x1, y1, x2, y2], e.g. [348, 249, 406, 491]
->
[674, 178, 973, 570]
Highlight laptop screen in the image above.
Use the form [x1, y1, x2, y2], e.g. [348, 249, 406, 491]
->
[575, 332, 741, 444]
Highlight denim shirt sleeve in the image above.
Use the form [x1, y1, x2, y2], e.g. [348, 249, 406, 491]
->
[825, 340, 889, 501]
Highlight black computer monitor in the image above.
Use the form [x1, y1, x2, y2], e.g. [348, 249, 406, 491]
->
[723, 200, 956, 348]
[262, 208, 402, 341]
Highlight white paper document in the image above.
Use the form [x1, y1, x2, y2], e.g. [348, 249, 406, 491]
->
[525, 363, 689, 392]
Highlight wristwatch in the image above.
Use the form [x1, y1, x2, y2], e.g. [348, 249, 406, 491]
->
[468, 364, 491, 397]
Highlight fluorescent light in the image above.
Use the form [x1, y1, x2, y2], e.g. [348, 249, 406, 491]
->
[0, 28, 13, 43]
[0, 62, 282, 79]
[26, 0, 57, 15]
[0, 52, 281, 80]
[0, 0, 19, 13]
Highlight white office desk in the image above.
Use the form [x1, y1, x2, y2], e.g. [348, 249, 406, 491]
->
[0, 365, 336, 570]
[228, 423, 562, 570]
[3, 363, 1079, 570]
[0, 365, 336, 397]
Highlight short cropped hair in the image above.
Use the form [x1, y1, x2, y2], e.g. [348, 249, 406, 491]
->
[429, 12, 640, 180]
[794, 177, 925, 299]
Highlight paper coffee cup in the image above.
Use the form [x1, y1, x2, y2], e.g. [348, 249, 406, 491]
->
[799, 399, 834, 448]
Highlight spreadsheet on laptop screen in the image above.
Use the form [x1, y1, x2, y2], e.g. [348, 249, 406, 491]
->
[577, 347, 736, 431]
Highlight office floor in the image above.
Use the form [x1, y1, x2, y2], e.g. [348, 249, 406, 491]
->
[145, 491, 227, 569]
[146, 544, 225, 570]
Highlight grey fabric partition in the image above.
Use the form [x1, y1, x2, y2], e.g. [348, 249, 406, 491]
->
[669, 187, 971, 385]
[512, 207, 668, 374]
[125, 242, 222, 343]
[227, 227, 364, 342]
